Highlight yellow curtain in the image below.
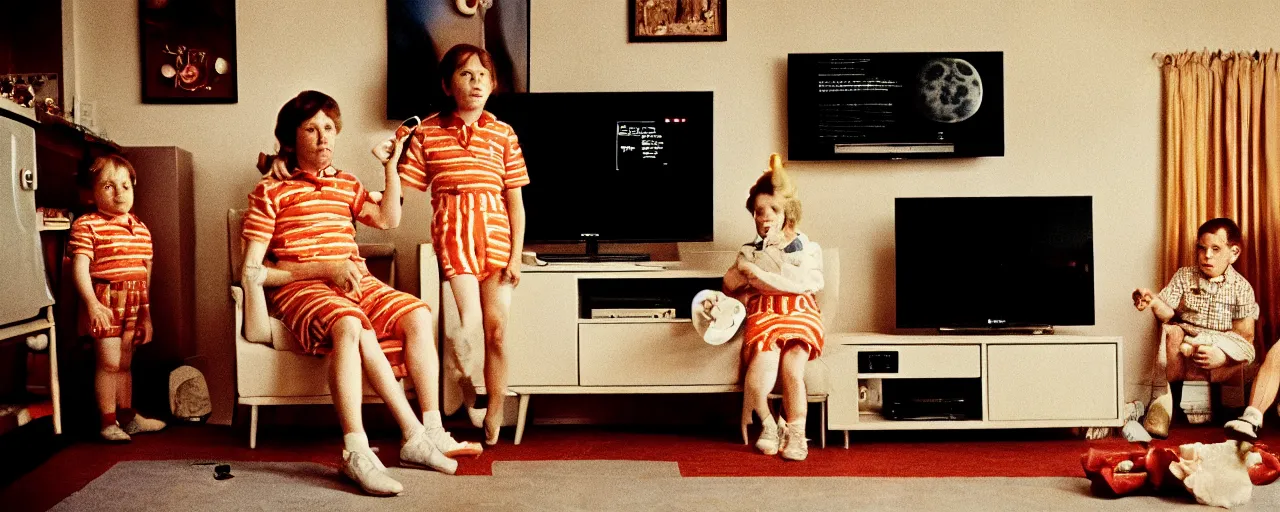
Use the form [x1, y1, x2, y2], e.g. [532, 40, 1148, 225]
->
[1160, 50, 1280, 349]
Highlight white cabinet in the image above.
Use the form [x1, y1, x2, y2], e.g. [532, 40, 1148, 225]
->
[827, 333, 1124, 445]
[434, 255, 740, 444]
[987, 344, 1118, 421]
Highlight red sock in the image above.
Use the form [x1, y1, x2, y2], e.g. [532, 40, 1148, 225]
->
[118, 408, 136, 426]
[101, 412, 117, 429]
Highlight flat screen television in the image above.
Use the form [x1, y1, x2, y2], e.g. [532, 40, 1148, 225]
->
[895, 196, 1094, 330]
[484, 91, 714, 261]
[788, 52, 1004, 160]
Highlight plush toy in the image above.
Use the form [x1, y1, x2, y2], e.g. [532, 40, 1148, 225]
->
[1081, 441, 1280, 506]
[691, 289, 745, 346]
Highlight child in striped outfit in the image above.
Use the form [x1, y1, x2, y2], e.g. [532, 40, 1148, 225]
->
[723, 153, 825, 461]
[242, 90, 470, 496]
[394, 44, 529, 445]
[69, 155, 167, 442]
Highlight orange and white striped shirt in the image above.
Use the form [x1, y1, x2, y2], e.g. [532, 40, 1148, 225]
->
[242, 167, 372, 264]
[398, 111, 529, 194]
[68, 212, 153, 282]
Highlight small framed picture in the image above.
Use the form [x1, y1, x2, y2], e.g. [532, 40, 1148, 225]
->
[139, 0, 237, 104]
[629, 0, 727, 43]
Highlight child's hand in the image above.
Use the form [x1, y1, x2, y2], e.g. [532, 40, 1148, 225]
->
[502, 254, 522, 287]
[1132, 288, 1154, 311]
[372, 138, 396, 164]
[327, 260, 362, 293]
[1192, 345, 1227, 369]
[267, 156, 292, 181]
[88, 300, 114, 335]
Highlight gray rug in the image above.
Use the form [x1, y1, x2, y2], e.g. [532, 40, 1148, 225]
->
[52, 460, 1280, 511]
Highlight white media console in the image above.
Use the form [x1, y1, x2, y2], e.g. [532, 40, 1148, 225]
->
[434, 250, 743, 444]
[827, 333, 1125, 447]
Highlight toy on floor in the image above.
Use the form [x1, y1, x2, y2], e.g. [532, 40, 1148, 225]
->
[1081, 441, 1280, 507]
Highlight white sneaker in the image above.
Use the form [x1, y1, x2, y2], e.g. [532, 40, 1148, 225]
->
[426, 426, 483, 457]
[100, 423, 132, 443]
[122, 413, 167, 435]
[1225, 406, 1264, 441]
[341, 449, 402, 496]
[780, 422, 808, 461]
[400, 430, 458, 475]
[754, 416, 779, 455]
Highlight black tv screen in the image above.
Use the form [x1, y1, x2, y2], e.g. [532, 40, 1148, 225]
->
[788, 52, 1004, 160]
[484, 91, 713, 244]
[895, 196, 1094, 329]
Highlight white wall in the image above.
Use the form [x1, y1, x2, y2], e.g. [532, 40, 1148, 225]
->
[73, 0, 1280, 424]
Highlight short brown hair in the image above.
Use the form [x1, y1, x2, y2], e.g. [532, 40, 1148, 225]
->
[745, 154, 802, 230]
[1198, 217, 1243, 248]
[274, 90, 342, 169]
[438, 44, 498, 106]
[86, 154, 137, 187]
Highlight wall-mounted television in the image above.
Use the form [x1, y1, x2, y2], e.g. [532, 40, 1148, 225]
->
[895, 196, 1094, 330]
[788, 52, 1004, 160]
[484, 91, 714, 261]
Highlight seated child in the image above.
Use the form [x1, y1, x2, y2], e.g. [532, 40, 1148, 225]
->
[1133, 218, 1258, 437]
[69, 155, 167, 442]
[723, 153, 824, 461]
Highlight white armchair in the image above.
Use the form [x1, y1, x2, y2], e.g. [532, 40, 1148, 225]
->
[226, 209, 440, 448]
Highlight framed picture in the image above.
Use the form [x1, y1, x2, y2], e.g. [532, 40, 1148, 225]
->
[138, 0, 238, 104]
[629, 0, 726, 42]
[386, 0, 530, 120]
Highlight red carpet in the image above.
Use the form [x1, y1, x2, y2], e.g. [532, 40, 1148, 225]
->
[3, 421, 1276, 512]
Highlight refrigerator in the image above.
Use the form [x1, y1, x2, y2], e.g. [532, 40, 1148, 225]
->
[0, 107, 56, 326]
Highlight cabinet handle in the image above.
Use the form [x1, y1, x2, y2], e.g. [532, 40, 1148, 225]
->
[20, 168, 36, 191]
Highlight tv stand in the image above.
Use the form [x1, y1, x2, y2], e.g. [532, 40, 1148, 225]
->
[827, 333, 1123, 447]
[538, 237, 650, 263]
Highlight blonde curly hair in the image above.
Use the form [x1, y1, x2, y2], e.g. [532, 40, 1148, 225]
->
[745, 153, 801, 229]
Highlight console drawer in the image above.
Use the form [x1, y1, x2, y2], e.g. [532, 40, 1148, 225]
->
[579, 323, 740, 386]
[851, 344, 980, 378]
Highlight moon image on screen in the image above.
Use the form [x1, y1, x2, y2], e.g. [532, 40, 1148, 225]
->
[915, 58, 983, 123]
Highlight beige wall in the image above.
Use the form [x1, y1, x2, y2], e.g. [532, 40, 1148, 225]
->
[73, 0, 1280, 425]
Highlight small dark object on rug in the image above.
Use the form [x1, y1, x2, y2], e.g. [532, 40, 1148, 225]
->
[214, 464, 233, 480]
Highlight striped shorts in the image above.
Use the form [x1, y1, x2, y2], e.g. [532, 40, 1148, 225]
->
[742, 293, 824, 365]
[431, 190, 513, 281]
[83, 279, 150, 344]
[269, 273, 428, 377]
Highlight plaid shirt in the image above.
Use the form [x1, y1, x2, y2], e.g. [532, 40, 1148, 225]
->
[1159, 266, 1259, 332]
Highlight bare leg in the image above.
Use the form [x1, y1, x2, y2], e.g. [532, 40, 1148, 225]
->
[1249, 343, 1280, 411]
[479, 275, 513, 431]
[744, 349, 781, 422]
[116, 339, 134, 412]
[357, 329, 423, 436]
[329, 317, 368, 435]
[94, 337, 122, 417]
[399, 308, 440, 413]
[779, 342, 811, 422]
[1163, 324, 1189, 383]
[447, 275, 484, 404]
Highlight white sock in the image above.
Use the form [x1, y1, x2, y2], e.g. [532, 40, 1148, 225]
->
[1242, 406, 1264, 426]
[788, 418, 806, 430]
[343, 432, 370, 453]
[423, 410, 443, 429]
